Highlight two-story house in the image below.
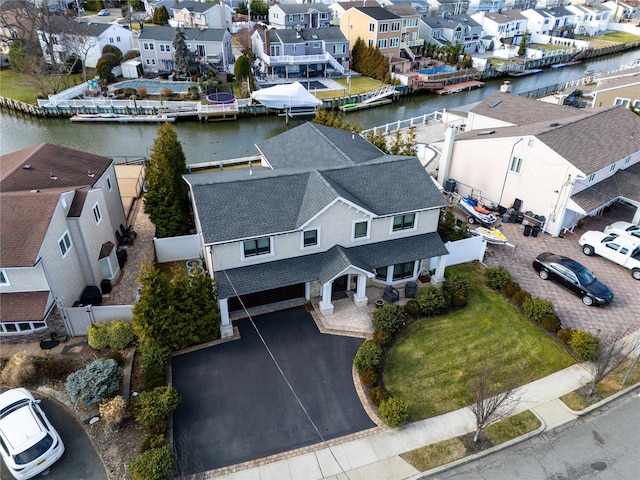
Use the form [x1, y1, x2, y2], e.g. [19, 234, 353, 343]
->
[186, 122, 449, 337]
[425, 0, 471, 17]
[0, 144, 128, 341]
[438, 92, 640, 238]
[467, 0, 505, 14]
[420, 15, 482, 53]
[471, 10, 528, 48]
[385, 4, 422, 59]
[251, 26, 347, 77]
[169, 1, 232, 30]
[587, 67, 640, 110]
[602, 0, 640, 22]
[329, 1, 379, 27]
[269, 3, 332, 30]
[340, 6, 407, 59]
[38, 19, 133, 68]
[566, 3, 611, 36]
[138, 27, 232, 74]
[521, 7, 576, 37]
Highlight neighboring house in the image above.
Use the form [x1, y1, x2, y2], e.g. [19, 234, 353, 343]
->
[0, 144, 128, 340]
[587, 67, 640, 110]
[521, 7, 576, 37]
[566, 3, 610, 36]
[507, 0, 537, 10]
[138, 26, 233, 73]
[420, 14, 482, 53]
[602, 0, 640, 22]
[185, 122, 449, 337]
[251, 26, 347, 77]
[534, 0, 562, 8]
[329, 1, 379, 26]
[142, 0, 234, 22]
[169, 1, 232, 30]
[380, 0, 430, 19]
[38, 19, 133, 68]
[425, 0, 471, 17]
[471, 10, 528, 47]
[438, 92, 640, 238]
[467, 0, 505, 14]
[385, 4, 422, 58]
[269, 3, 332, 29]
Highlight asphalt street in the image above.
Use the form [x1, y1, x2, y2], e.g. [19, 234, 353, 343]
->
[429, 389, 640, 480]
[0, 395, 107, 480]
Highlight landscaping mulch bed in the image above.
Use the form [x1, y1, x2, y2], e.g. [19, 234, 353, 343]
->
[459, 431, 494, 455]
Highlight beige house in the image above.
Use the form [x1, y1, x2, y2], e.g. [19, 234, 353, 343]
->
[438, 92, 640, 237]
[340, 6, 408, 59]
[589, 67, 640, 111]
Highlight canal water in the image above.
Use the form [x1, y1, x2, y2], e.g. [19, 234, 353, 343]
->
[1, 49, 638, 161]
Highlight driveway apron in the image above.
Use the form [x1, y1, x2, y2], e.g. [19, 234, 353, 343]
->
[171, 306, 374, 474]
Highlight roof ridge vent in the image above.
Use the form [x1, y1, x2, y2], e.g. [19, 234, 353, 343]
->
[23, 164, 33, 169]
[50, 171, 58, 180]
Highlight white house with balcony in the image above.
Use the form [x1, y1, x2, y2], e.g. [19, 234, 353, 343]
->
[269, 3, 332, 29]
[185, 122, 450, 337]
[169, 1, 232, 30]
[521, 7, 576, 37]
[471, 10, 529, 48]
[420, 15, 482, 53]
[566, 3, 611, 36]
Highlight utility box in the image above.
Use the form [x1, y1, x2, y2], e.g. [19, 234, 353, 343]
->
[444, 178, 457, 193]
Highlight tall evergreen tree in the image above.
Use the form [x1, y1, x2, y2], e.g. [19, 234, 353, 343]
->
[172, 28, 196, 74]
[143, 123, 189, 237]
[132, 262, 173, 346]
[153, 5, 169, 25]
[518, 31, 529, 57]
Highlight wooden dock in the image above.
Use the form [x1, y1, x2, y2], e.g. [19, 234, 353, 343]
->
[434, 81, 485, 95]
[70, 114, 175, 123]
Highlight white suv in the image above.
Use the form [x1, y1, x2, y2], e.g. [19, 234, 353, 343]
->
[0, 389, 65, 480]
[604, 221, 640, 242]
[579, 231, 640, 280]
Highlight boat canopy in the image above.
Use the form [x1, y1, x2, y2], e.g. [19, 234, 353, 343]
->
[251, 82, 322, 110]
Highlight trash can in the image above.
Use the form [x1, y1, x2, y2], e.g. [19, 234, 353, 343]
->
[100, 279, 112, 294]
[523, 224, 532, 237]
[532, 226, 541, 237]
[502, 213, 510, 223]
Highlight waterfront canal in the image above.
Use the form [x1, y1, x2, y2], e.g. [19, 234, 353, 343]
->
[1, 49, 638, 161]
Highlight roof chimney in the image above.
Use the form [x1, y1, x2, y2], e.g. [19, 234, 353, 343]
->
[88, 170, 95, 177]
[500, 80, 512, 93]
[50, 171, 57, 180]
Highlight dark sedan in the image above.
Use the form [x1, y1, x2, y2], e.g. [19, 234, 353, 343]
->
[532, 252, 614, 306]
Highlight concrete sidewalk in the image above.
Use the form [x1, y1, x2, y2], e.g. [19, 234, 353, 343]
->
[212, 363, 594, 480]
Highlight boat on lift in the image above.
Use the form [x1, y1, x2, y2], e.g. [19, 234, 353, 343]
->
[471, 226, 508, 245]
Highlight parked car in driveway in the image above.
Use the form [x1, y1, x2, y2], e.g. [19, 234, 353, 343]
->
[578, 231, 640, 280]
[97, 8, 110, 15]
[532, 252, 614, 306]
[0, 389, 65, 480]
[604, 221, 640, 242]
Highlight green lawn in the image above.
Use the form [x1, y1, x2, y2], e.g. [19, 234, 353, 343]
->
[384, 262, 575, 421]
[601, 31, 640, 43]
[0, 69, 85, 104]
[313, 75, 389, 100]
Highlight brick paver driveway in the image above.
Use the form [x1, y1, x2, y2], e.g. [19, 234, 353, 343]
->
[483, 203, 639, 337]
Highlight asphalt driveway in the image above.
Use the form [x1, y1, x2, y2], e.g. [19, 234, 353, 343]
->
[171, 306, 375, 474]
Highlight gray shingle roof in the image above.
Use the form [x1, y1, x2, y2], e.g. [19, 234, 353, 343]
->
[171, 1, 217, 13]
[423, 15, 480, 28]
[138, 26, 227, 42]
[275, 3, 332, 14]
[570, 161, 640, 214]
[215, 233, 448, 298]
[385, 4, 420, 16]
[484, 10, 527, 22]
[351, 6, 400, 20]
[269, 26, 347, 43]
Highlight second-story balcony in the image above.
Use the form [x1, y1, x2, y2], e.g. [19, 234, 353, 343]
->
[262, 52, 331, 67]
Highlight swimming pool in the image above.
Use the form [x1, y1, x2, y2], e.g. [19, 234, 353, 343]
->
[112, 79, 199, 94]
[418, 65, 456, 75]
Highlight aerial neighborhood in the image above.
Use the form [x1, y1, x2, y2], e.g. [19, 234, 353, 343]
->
[1, 0, 640, 478]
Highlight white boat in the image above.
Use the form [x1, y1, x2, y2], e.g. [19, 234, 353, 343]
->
[458, 197, 498, 226]
[471, 226, 508, 245]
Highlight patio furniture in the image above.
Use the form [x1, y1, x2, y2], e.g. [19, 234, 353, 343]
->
[405, 281, 417, 299]
[383, 285, 400, 303]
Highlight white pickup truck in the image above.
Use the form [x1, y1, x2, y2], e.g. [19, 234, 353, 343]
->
[579, 231, 640, 280]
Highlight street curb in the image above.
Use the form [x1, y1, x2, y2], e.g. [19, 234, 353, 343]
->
[560, 381, 640, 416]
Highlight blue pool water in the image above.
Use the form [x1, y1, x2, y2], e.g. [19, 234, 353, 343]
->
[112, 79, 198, 94]
[418, 65, 456, 75]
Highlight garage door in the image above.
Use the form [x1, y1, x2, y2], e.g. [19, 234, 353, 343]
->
[227, 283, 305, 312]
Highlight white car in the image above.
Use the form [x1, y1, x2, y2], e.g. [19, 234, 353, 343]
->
[579, 230, 640, 280]
[0, 389, 65, 480]
[97, 8, 110, 15]
[604, 221, 640, 242]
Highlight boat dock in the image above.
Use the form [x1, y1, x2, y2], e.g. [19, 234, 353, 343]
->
[340, 98, 393, 112]
[434, 81, 485, 95]
[70, 114, 175, 123]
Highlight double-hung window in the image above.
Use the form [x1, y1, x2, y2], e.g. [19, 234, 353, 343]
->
[303, 229, 318, 248]
[243, 238, 271, 257]
[59, 231, 72, 257]
[353, 220, 369, 240]
[392, 213, 415, 232]
[509, 156, 523, 174]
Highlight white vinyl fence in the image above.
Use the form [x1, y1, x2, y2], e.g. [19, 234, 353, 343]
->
[63, 305, 133, 337]
[430, 235, 487, 270]
[154, 234, 201, 263]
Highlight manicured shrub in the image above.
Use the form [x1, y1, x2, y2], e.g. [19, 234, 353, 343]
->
[485, 266, 512, 290]
[134, 385, 181, 426]
[87, 321, 110, 350]
[557, 327, 574, 345]
[415, 285, 447, 317]
[522, 297, 555, 323]
[501, 281, 521, 298]
[143, 418, 167, 436]
[372, 304, 406, 334]
[368, 386, 390, 407]
[1, 352, 36, 386]
[109, 319, 134, 350]
[99, 395, 126, 431]
[66, 359, 121, 407]
[403, 300, 421, 319]
[378, 397, 409, 427]
[512, 290, 532, 308]
[373, 329, 392, 347]
[140, 434, 166, 453]
[129, 445, 175, 480]
[359, 369, 378, 388]
[139, 341, 171, 372]
[108, 351, 125, 366]
[568, 330, 600, 361]
[541, 314, 562, 333]
[354, 340, 384, 373]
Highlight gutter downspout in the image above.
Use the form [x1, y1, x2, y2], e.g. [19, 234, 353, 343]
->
[498, 137, 524, 207]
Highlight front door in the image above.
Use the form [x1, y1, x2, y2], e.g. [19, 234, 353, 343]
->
[331, 275, 348, 300]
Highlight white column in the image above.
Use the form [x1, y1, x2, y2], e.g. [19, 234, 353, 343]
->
[305, 282, 311, 301]
[353, 275, 368, 307]
[434, 255, 447, 284]
[319, 282, 334, 315]
[219, 298, 233, 337]
[347, 273, 353, 291]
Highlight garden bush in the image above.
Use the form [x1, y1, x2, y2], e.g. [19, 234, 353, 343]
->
[512, 290, 532, 308]
[485, 266, 512, 290]
[372, 305, 406, 334]
[557, 327, 574, 345]
[99, 395, 126, 431]
[109, 319, 134, 350]
[501, 281, 521, 298]
[33, 356, 79, 383]
[373, 329, 392, 347]
[522, 297, 555, 323]
[368, 386, 390, 407]
[415, 285, 447, 317]
[87, 322, 110, 350]
[541, 314, 562, 333]
[139, 341, 171, 371]
[354, 340, 384, 373]
[136, 86, 148, 99]
[378, 397, 409, 427]
[403, 299, 421, 319]
[134, 385, 181, 426]
[108, 351, 125, 366]
[568, 330, 600, 361]
[359, 369, 378, 388]
[129, 445, 175, 480]
[140, 434, 166, 453]
[159, 87, 173, 98]
[1, 351, 36, 386]
[66, 359, 121, 407]
[442, 275, 468, 308]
